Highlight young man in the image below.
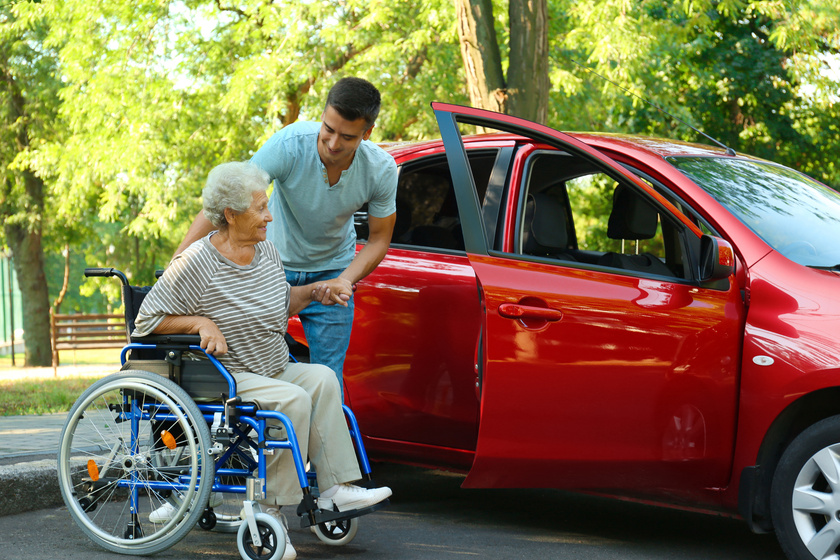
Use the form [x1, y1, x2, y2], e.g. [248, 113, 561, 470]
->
[175, 78, 398, 396]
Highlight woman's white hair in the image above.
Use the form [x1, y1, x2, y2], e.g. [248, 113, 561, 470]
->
[202, 162, 271, 228]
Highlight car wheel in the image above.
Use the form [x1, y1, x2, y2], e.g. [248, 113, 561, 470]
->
[771, 415, 840, 560]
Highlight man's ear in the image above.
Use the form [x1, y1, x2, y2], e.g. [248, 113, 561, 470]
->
[362, 124, 374, 141]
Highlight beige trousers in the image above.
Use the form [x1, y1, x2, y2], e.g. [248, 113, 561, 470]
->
[232, 362, 361, 506]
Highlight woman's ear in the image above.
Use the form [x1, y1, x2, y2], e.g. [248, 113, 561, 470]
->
[223, 207, 236, 226]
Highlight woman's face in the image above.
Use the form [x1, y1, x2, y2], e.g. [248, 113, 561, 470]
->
[229, 190, 272, 243]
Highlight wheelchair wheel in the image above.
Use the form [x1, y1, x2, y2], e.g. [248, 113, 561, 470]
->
[237, 512, 286, 560]
[57, 370, 214, 555]
[312, 515, 359, 546]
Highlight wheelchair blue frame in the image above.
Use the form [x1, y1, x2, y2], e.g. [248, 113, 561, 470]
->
[117, 342, 374, 518]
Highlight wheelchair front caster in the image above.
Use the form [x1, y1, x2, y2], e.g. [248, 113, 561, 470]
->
[312, 516, 359, 546]
[199, 510, 217, 530]
[236, 512, 286, 560]
[78, 497, 96, 513]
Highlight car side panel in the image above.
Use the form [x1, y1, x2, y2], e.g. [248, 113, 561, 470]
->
[342, 247, 482, 454]
[463, 254, 744, 493]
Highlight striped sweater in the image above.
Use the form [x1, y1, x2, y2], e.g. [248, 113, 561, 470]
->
[133, 234, 291, 376]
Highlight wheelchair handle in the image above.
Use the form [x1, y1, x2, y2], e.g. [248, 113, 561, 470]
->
[84, 267, 129, 286]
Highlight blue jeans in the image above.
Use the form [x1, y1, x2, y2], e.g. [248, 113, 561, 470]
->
[285, 269, 354, 399]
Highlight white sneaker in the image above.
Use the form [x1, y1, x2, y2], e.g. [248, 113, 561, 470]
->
[262, 508, 296, 560]
[149, 501, 176, 523]
[208, 492, 223, 508]
[149, 492, 223, 524]
[317, 484, 392, 512]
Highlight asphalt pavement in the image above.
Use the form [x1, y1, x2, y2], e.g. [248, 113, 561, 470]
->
[0, 364, 789, 560]
[0, 364, 116, 517]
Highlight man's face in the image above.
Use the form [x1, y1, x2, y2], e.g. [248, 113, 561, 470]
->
[317, 105, 373, 169]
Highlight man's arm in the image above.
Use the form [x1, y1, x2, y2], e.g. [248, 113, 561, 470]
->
[173, 211, 215, 257]
[153, 315, 228, 355]
[319, 212, 396, 303]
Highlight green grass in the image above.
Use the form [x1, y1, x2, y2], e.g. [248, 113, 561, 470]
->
[0, 375, 103, 416]
[0, 348, 120, 368]
[0, 349, 119, 416]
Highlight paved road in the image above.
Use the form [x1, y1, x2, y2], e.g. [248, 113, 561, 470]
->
[0, 462, 786, 560]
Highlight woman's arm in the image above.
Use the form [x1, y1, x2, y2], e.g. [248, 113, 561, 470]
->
[153, 315, 228, 355]
[288, 283, 345, 316]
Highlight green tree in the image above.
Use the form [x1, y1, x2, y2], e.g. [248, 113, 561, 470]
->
[561, 0, 840, 186]
[7, 0, 840, 358]
[28, 0, 461, 289]
[0, 2, 61, 366]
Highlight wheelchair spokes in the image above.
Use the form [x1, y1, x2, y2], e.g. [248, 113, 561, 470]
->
[58, 371, 213, 555]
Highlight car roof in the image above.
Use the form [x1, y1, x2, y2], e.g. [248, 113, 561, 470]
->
[382, 131, 737, 161]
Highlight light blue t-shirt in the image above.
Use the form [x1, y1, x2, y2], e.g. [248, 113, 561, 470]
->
[250, 121, 398, 272]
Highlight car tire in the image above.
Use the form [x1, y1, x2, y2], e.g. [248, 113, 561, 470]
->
[771, 415, 840, 560]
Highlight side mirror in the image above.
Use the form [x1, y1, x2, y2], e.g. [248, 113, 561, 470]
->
[699, 235, 735, 282]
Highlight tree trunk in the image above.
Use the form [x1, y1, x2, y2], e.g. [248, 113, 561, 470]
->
[508, 0, 549, 124]
[455, 0, 507, 114]
[3, 174, 52, 367]
[455, 0, 549, 124]
[1, 49, 52, 367]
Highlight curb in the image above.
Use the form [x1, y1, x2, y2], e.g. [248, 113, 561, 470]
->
[0, 459, 64, 517]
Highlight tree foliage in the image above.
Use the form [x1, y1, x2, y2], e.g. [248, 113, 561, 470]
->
[1, 0, 839, 364]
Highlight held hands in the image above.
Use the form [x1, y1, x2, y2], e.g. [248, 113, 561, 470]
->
[310, 276, 353, 307]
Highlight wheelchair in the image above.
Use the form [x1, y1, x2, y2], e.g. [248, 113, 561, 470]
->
[56, 267, 387, 559]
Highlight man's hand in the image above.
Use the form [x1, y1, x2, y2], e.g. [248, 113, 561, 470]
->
[312, 277, 353, 307]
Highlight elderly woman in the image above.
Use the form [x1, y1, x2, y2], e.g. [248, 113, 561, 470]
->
[132, 161, 391, 560]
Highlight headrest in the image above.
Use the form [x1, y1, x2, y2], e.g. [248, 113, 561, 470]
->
[523, 193, 569, 255]
[607, 185, 659, 240]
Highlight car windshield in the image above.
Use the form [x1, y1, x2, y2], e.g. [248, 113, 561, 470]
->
[668, 156, 840, 268]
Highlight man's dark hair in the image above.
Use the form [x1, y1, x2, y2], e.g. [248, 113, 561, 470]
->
[325, 77, 381, 128]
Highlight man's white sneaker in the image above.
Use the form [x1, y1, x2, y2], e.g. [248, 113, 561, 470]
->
[262, 508, 296, 560]
[149, 501, 176, 523]
[208, 492, 223, 508]
[317, 484, 392, 512]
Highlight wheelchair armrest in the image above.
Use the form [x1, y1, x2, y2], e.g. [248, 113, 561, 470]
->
[130, 334, 203, 347]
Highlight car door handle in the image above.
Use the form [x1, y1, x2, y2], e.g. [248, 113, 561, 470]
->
[498, 303, 563, 321]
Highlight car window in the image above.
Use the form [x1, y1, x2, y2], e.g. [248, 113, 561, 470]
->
[516, 150, 691, 280]
[372, 150, 498, 251]
[623, 164, 718, 237]
[670, 156, 840, 267]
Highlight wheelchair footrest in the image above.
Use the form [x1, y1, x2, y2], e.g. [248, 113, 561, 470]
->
[296, 498, 390, 528]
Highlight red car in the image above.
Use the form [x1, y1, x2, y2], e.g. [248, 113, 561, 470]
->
[289, 103, 840, 560]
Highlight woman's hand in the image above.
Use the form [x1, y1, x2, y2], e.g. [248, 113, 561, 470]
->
[153, 315, 229, 355]
[197, 318, 228, 355]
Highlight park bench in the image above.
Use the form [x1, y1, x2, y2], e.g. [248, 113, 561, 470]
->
[51, 313, 127, 367]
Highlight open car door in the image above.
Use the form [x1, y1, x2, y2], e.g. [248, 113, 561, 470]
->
[433, 103, 744, 491]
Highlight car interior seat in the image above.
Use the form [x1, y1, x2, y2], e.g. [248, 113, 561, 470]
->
[522, 192, 577, 261]
[598, 184, 673, 276]
[410, 225, 460, 249]
[391, 197, 412, 243]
